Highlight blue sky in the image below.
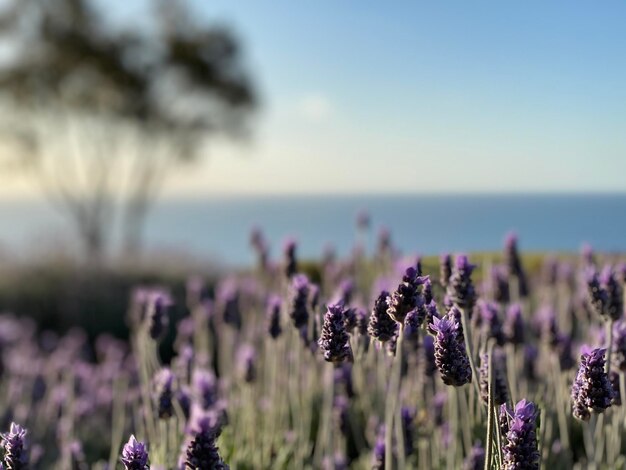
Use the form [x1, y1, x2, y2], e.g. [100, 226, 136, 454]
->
[5, 1, 626, 197]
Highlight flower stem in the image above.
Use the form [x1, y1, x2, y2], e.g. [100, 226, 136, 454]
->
[385, 325, 404, 470]
[459, 307, 481, 400]
[606, 319, 614, 375]
[484, 340, 495, 470]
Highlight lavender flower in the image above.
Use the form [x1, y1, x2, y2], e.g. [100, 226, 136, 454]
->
[600, 266, 623, 321]
[572, 347, 614, 421]
[266, 294, 282, 339]
[403, 304, 424, 349]
[355, 307, 369, 337]
[462, 442, 485, 470]
[218, 280, 242, 329]
[504, 232, 529, 297]
[502, 400, 540, 470]
[121, 435, 149, 470]
[377, 227, 392, 256]
[522, 345, 538, 382]
[318, 303, 353, 364]
[478, 300, 505, 346]
[433, 392, 447, 426]
[423, 278, 433, 304]
[176, 386, 192, 420]
[283, 238, 297, 278]
[490, 265, 510, 304]
[333, 395, 350, 436]
[499, 403, 512, 436]
[334, 278, 355, 306]
[478, 352, 509, 406]
[556, 334, 575, 371]
[334, 363, 355, 398]
[585, 267, 609, 320]
[387, 267, 423, 323]
[401, 406, 416, 456]
[537, 306, 559, 348]
[184, 413, 229, 470]
[504, 303, 524, 345]
[446, 254, 477, 312]
[154, 368, 174, 419]
[68, 440, 88, 470]
[1, 423, 28, 470]
[424, 300, 440, 330]
[236, 345, 256, 383]
[146, 291, 172, 341]
[610, 371, 621, 406]
[368, 291, 398, 343]
[371, 430, 386, 470]
[192, 369, 219, 410]
[430, 314, 471, 386]
[613, 320, 626, 371]
[288, 274, 310, 329]
[421, 334, 437, 378]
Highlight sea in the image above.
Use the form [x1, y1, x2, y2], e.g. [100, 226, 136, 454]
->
[1, 193, 625, 267]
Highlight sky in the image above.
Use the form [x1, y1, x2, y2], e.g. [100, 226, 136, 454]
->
[3, 1, 626, 198]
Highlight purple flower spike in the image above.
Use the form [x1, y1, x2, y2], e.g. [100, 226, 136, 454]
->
[446, 254, 477, 312]
[386, 267, 422, 323]
[371, 429, 386, 470]
[185, 412, 229, 470]
[504, 232, 529, 297]
[431, 314, 471, 387]
[572, 347, 614, 421]
[403, 302, 425, 349]
[266, 295, 282, 339]
[504, 303, 525, 345]
[1, 423, 28, 470]
[610, 371, 621, 406]
[283, 237, 298, 279]
[479, 352, 509, 406]
[401, 406, 416, 456]
[478, 300, 505, 346]
[585, 266, 607, 317]
[613, 321, 626, 372]
[463, 441, 485, 470]
[600, 266, 623, 321]
[490, 265, 510, 304]
[288, 274, 310, 329]
[236, 345, 256, 383]
[192, 369, 219, 410]
[154, 368, 174, 419]
[318, 303, 353, 364]
[502, 400, 540, 470]
[121, 435, 149, 470]
[440, 253, 453, 288]
[421, 334, 437, 378]
[368, 291, 398, 343]
[146, 290, 172, 341]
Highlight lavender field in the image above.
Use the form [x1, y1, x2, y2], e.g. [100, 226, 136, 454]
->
[0, 3, 625, 469]
[0, 222, 625, 470]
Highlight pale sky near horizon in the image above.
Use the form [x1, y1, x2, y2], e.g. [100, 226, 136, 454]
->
[2, 0, 626, 199]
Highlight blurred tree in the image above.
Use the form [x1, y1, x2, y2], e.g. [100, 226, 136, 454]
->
[0, 0, 257, 264]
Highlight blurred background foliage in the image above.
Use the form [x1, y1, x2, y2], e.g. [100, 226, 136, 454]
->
[0, 0, 258, 263]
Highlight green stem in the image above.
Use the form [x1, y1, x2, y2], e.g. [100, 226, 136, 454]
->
[484, 341, 495, 470]
[459, 307, 481, 400]
[606, 319, 614, 375]
[385, 325, 405, 470]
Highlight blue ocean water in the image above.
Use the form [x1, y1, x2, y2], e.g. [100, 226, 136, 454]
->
[1, 194, 625, 266]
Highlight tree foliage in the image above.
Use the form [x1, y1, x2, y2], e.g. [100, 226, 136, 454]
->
[0, 0, 257, 262]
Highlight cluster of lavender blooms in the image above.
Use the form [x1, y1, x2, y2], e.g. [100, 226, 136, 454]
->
[2, 218, 626, 468]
